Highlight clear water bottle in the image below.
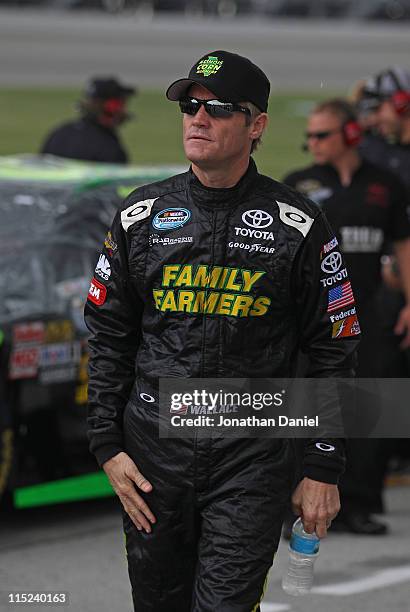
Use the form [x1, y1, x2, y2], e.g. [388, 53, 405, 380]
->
[282, 517, 320, 596]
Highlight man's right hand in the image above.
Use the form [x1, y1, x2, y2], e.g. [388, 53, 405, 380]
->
[103, 452, 156, 533]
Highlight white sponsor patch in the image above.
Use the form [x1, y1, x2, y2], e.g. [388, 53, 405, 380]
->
[321, 251, 342, 274]
[242, 209, 273, 229]
[234, 227, 275, 241]
[276, 200, 314, 237]
[149, 234, 193, 246]
[95, 254, 111, 280]
[315, 442, 335, 452]
[321, 236, 338, 257]
[228, 241, 275, 254]
[140, 393, 155, 403]
[152, 208, 191, 231]
[320, 268, 348, 287]
[121, 198, 158, 232]
[329, 306, 356, 323]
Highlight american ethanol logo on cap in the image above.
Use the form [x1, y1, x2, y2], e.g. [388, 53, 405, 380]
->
[196, 56, 223, 77]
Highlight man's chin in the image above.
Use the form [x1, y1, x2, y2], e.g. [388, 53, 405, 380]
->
[184, 145, 215, 165]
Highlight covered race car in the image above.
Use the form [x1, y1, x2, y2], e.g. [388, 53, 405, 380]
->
[0, 155, 185, 509]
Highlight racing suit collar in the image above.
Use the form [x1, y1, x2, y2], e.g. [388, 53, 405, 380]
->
[188, 157, 258, 209]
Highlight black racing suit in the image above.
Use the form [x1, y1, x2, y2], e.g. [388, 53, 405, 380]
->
[359, 133, 410, 192]
[284, 160, 410, 516]
[41, 115, 128, 164]
[85, 159, 359, 611]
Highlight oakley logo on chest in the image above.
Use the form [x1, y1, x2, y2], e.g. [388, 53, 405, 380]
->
[121, 198, 158, 232]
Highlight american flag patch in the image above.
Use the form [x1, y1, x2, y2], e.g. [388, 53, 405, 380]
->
[327, 282, 354, 312]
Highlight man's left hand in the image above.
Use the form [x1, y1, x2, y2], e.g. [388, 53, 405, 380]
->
[394, 304, 410, 349]
[291, 477, 340, 538]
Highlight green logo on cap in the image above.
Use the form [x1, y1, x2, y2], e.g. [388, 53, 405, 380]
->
[196, 56, 223, 77]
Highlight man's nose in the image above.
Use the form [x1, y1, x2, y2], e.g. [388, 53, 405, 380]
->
[192, 104, 210, 126]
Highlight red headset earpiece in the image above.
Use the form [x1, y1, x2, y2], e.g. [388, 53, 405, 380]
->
[102, 98, 126, 116]
[343, 120, 363, 147]
[391, 90, 410, 115]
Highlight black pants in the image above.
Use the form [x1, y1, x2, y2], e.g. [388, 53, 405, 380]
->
[122, 389, 293, 612]
[339, 288, 409, 515]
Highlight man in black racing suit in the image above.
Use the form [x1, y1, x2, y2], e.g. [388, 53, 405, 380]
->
[85, 51, 359, 611]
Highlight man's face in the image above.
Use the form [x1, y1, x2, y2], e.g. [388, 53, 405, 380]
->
[375, 99, 401, 138]
[182, 84, 254, 169]
[306, 111, 348, 165]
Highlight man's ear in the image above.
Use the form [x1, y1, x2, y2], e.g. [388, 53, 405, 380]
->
[249, 113, 268, 140]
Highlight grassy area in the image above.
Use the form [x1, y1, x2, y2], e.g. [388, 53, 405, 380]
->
[0, 88, 337, 180]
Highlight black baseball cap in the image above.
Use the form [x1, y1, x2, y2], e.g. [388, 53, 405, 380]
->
[85, 77, 136, 100]
[363, 67, 410, 101]
[166, 50, 270, 112]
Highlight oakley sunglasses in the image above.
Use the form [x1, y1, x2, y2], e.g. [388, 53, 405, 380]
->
[305, 129, 341, 140]
[179, 97, 251, 119]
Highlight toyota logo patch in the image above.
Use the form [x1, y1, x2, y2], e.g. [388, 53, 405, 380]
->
[242, 209, 273, 229]
[321, 252, 342, 274]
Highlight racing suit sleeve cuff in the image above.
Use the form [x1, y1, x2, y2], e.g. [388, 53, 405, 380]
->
[302, 463, 341, 485]
[93, 444, 125, 469]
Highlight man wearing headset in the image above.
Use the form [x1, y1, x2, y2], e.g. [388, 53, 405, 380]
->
[358, 67, 410, 191]
[41, 76, 136, 164]
[284, 98, 410, 535]
[85, 52, 359, 610]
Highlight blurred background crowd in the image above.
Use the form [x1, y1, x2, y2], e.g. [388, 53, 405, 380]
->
[2, 0, 410, 20]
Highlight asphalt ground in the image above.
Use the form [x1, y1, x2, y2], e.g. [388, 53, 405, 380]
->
[1, 9, 409, 90]
[0, 485, 409, 612]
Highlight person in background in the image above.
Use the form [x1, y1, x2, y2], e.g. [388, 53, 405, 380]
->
[356, 67, 410, 192]
[284, 98, 410, 535]
[40, 76, 136, 164]
[355, 68, 410, 293]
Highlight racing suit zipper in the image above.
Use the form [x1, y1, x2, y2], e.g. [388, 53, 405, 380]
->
[200, 209, 217, 378]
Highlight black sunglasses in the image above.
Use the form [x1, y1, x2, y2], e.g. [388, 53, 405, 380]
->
[305, 129, 341, 140]
[179, 97, 251, 119]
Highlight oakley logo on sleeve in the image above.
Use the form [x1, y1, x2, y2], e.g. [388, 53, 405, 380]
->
[315, 443, 335, 452]
[276, 201, 314, 237]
